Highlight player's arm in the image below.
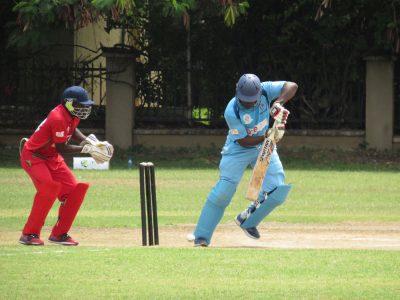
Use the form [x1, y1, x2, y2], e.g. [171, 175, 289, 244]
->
[71, 128, 87, 144]
[55, 140, 112, 164]
[55, 128, 87, 154]
[269, 81, 298, 125]
[272, 81, 298, 106]
[236, 135, 264, 147]
[55, 142, 84, 154]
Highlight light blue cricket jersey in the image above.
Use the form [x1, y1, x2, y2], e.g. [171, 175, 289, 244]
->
[222, 81, 286, 153]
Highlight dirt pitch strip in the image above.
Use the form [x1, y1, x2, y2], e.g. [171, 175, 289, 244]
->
[2, 222, 400, 250]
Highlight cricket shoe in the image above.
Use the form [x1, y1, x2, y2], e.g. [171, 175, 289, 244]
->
[48, 233, 79, 246]
[194, 238, 209, 247]
[19, 234, 44, 246]
[235, 213, 260, 240]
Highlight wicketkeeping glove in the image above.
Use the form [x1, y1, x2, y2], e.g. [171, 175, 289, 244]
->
[270, 102, 290, 124]
[80, 134, 114, 160]
[81, 144, 113, 164]
[80, 134, 101, 147]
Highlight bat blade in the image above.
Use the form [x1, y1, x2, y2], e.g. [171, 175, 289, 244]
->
[245, 136, 275, 201]
[245, 120, 285, 202]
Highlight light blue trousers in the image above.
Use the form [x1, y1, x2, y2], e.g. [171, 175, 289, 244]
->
[194, 145, 285, 244]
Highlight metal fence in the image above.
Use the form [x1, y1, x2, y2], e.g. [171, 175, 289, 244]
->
[134, 63, 366, 130]
[0, 53, 367, 131]
[0, 55, 106, 129]
[134, 63, 228, 128]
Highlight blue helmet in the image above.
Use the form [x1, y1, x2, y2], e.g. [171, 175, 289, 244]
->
[236, 74, 261, 103]
[62, 86, 94, 119]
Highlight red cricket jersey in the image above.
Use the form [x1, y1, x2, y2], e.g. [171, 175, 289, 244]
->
[25, 104, 80, 158]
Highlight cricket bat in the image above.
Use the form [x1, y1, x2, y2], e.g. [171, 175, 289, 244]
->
[245, 120, 285, 201]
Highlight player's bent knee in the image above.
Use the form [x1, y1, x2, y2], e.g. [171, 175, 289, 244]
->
[267, 184, 290, 206]
[61, 182, 90, 201]
[207, 179, 236, 208]
[71, 182, 90, 199]
[38, 180, 62, 198]
[241, 184, 292, 229]
[76, 182, 90, 191]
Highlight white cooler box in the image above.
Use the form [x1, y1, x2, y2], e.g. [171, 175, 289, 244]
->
[73, 157, 109, 170]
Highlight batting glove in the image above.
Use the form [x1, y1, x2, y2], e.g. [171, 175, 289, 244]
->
[265, 122, 285, 143]
[270, 102, 290, 124]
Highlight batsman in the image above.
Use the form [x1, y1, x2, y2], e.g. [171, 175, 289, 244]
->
[191, 74, 297, 247]
[19, 86, 114, 246]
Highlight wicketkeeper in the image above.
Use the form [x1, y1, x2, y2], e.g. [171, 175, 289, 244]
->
[19, 86, 114, 246]
[191, 74, 297, 247]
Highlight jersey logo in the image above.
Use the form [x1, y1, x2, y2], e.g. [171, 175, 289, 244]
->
[56, 131, 65, 138]
[242, 114, 253, 124]
[259, 103, 267, 114]
[246, 119, 268, 136]
[230, 129, 239, 135]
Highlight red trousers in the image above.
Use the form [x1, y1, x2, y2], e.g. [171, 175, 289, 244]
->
[20, 147, 89, 237]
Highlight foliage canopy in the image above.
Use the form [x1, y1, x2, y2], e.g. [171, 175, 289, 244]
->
[8, 0, 249, 48]
[3, 0, 400, 130]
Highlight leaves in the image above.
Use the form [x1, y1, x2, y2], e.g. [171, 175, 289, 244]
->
[115, 0, 135, 16]
[315, 0, 332, 20]
[223, 1, 249, 27]
[10, 0, 249, 41]
[224, 5, 237, 26]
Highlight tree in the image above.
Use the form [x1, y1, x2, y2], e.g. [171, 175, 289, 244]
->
[8, 0, 249, 49]
[315, 0, 400, 54]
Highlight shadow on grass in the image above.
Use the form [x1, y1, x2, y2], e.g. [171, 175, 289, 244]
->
[1, 145, 399, 172]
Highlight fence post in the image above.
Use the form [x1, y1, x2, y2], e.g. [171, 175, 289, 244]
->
[364, 56, 396, 150]
[102, 47, 136, 149]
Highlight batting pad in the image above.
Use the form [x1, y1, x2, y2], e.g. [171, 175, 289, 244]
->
[241, 184, 292, 229]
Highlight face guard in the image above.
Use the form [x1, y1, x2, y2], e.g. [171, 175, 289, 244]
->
[62, 86, 94, 119]
[65, 99, 92, 119]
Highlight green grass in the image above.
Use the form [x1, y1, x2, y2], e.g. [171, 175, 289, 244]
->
[1, 167, 399, 229]
[1, 146, 399, 299]
[1, 247, 399, 299]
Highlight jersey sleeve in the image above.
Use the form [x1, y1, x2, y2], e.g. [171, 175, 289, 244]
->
[224, 106, 248, 141]
[261, 81, 286, 105]
[50, 118, 68, 144]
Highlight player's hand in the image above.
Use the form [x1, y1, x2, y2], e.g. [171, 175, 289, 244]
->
[80, 134, 114, 159]
[97, 141, 114, 158]
[270, 102, 290, 124]
[80, 134, 100, 146]
[265, 122, 285, 143]
[81, 144, 113, 164]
